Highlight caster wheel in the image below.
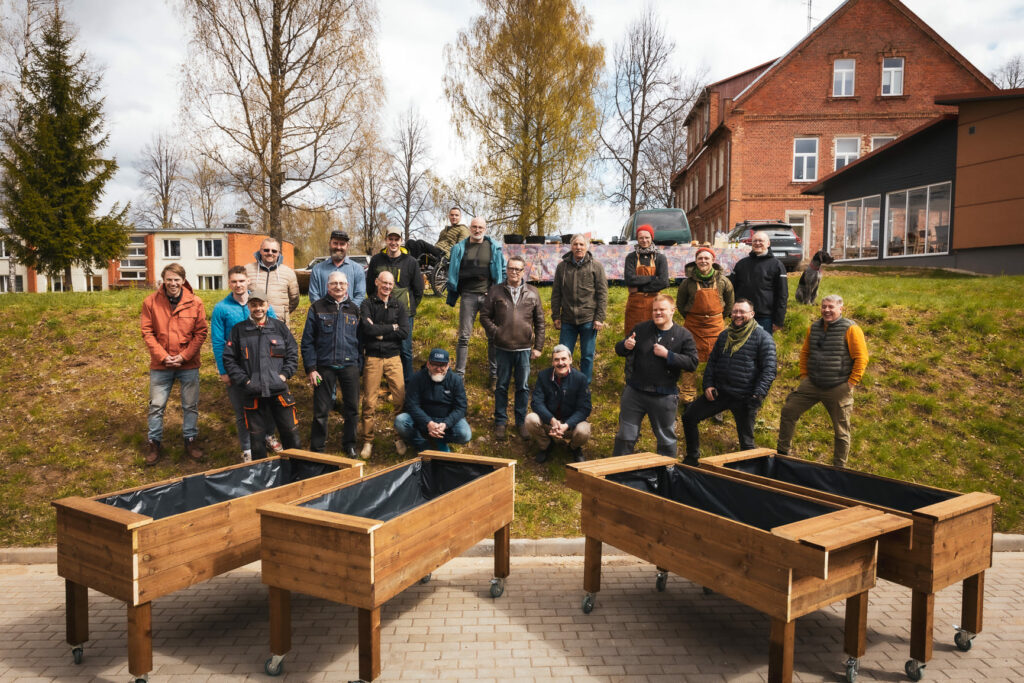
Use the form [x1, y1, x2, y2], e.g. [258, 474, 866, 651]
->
[419, 573, 432, 585]
[489, 578, 505, 598]
[134, 677, 149, 683]
[71, 646, 83, 665]
[655, 572, 668, 592]
[844, 657, 859, 683]
[904, 658, 924, 681]
[581, 593, 595, 614]
[954, 629, 973, 652]
[265, 655, 284, 676]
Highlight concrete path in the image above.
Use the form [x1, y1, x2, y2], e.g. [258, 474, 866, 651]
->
[1, 553, 1022, 682]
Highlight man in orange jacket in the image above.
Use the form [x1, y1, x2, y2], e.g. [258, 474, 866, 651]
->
[140, 263, 208, 465]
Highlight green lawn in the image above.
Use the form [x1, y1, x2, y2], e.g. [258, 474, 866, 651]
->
[0, 268, 1022, 546]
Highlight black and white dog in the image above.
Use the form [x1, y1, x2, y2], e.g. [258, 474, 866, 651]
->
[795, 250, 835, 304]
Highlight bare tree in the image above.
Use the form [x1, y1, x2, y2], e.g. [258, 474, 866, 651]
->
[643, 71, 704, 210]
[133, 133, 185, 229]
[282, 205, 340, 265]
[180, 0, 383, 239]
[0, 0, 45, 133]
[601, 7, 697, 213]
[990, 54, 1024, 89]
[387, 106, 432, 241]
[180, 154, 229, 230]
[345, 131, 389, 253]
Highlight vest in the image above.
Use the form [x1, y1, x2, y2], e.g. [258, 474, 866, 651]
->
[807, 317, 854, 389]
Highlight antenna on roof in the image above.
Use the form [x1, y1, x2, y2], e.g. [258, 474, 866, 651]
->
[807, 0, 813, 33]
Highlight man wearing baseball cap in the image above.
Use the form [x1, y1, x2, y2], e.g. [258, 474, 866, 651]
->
[394, 348, 472, 454]
[308, 229, 367, 306]
[368, 227, 424, 382]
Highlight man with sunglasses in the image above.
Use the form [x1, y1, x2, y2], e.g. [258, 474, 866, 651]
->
[245, 237, 299, 324]
[776, 294, 868, 468]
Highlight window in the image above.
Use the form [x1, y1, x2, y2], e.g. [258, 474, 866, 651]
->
[198, 238, 223, 258]
[885, 182, 951, 257]
[51, 275, 65, 292]
[0, 276, 8, 293]
[198, 275, 223, 290]
[882, 57, 904, 96]
[163, 239, 180, 258]
[0, 240, 7, 258]
[833, 59, 855, 97]
[85, 275, 102, 291]
[871, 136, 896, 151]
[120, 235, 147, 280]
[793, 138, 818, 181]
[829, 195, 881, 260]
[718, 147, 726, 189]
[14, 275, 23, 292]
[834, 137, 860, 170]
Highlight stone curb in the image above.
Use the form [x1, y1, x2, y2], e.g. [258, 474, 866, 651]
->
[4, 533, 1022, 565]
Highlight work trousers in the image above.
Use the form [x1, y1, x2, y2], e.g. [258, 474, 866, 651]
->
[777, 377, 854, 467]
[455, 291, 496, 379]
[682, 391, 762, 463]
[524, 412, 591, 450]
[310, 364, 360, 453]
[613, 385, 679, 458]
[244, 392, 300, 460]
[225, 380, 251, 451]
[361, 355, 404, 444]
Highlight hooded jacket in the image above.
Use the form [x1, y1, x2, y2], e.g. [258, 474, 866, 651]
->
[245, 250, 299, 323]
[141, 281, 208, 371]
[728, 249, 788, 329]
[368, 247, 424, 315]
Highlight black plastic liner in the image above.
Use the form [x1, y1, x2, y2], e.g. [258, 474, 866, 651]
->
[724, 455, 956, 513]
[608, 465, 836, 532]
[100, 458, 338, 520]
[301, 459, 494, 522]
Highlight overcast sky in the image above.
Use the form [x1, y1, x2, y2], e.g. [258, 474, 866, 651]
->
[54, 0, 1024, 241]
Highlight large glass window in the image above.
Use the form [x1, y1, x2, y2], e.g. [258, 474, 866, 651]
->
[885, 182, 951, 256]
[829, 195, 880, 260]
[882, 57, 904, 96]
[793, 138, 818, 181]
[163, 239, 180, 258]
[834, 137, 860, 170]
[833, 59, 855, 97]
[198, 238, 223, 258]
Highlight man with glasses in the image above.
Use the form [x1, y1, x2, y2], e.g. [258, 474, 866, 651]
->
[245, 237, 299, 324]
[309, 230, 367, 306]
[394, 348, 471, 454]
[358, 270, 408, 459]
[729, 230, 788, 334]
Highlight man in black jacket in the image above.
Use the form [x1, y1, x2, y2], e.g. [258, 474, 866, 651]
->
[613, 294, 698, 458]
[729, 231, 788, 334]
[525, 344, 591, 463]
[359, 270, 409, 459]
[681, 299, 777, 464]
[394, 348, 472, 454]
[368, 228, 424, 382]
[223, 292, 301, 460]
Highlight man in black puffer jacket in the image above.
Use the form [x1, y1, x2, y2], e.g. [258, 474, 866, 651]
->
[223, 292, 301, 460]
[729, 231, 788, 334]
[682, 299, 776, 464]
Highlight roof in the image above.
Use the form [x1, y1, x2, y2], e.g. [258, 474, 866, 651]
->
[935, 88, 1024, 105]
[801, 114, 957, 194]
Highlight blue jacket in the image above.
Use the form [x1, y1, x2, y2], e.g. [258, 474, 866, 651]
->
[404, 368, 468, 431]
[531, 367, 591, 429]
[300, 295, 361, 372]
[309, 257, 367, 306]
[446, 236, 505, 305]
[210, 293, 277, 374]
[703, 324, 777, 399]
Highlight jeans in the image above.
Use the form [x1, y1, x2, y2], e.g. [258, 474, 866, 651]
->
[455, 291, 496, 379]
[244, 392, 301, 460]
[226, 381, 251, 451]
[755, 315, 774, 335]
[400, 314, 415, 382]
[147, 368, 199, 443]
[310, 364, 360, 452]
[612, 385, 678, 458]
[558, 321, 597, 382]
[394, 412, 472, 453]
[682, 391, 762, 461]
[494, 349, 531, 426]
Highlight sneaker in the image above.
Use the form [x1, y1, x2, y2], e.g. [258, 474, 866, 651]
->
[492, 422, 507, 440]
[571, 447, 585, 463]
[360, 442, 373, 460]
[265, 434, 284, 453]
[394, 439, 408, 456]
[345, 446, 358, 459]
[241, 449, 253, 463]
[144, 439, 162, 466]
[184, 437, 204, 461]
[535, 443, 553, 464]
[711, 412, 725, 424]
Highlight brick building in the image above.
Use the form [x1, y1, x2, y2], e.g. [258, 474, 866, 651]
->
[670, 0, 995, 260]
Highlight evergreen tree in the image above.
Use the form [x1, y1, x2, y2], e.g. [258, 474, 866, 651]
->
[0, 6, 129, 291]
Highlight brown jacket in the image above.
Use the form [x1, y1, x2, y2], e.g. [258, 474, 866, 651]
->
[480, 282, 546, 352]
[141, 282, 208, 370]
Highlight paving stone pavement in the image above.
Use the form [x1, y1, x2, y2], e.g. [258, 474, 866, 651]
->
[1, 553, 1022, 682]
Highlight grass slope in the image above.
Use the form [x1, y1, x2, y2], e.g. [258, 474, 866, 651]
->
[1, 269, 1022, 546]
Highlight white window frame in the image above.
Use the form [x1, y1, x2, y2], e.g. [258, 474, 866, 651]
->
[882, 57, 904, 96]
[198, 275, 223, 290]
[120, 235, 147, 279]
[884, 181, 952, 258]
[197, 238, 223, 259]
[793, 138, 818, 182]
[14, 274, 24, 292]
[0, 240, 7, 258]
[834, 137, 860, 171]
[833, 59, 855, 97]
[828, 195, 881, 261]
[871, 136, 896, 151]
[163, 239, 180, 258]
[718, 147, 726, 189]
[0, 276, 8, 293]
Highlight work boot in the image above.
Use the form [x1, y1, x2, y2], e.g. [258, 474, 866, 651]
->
[492, 422, 507, 441]
[345, 445, 358, 459]
[145, 439, 162, 466]
[184, 437, 204, 461]
[572, 447, 585, 463]
[535, 442, 553, 464]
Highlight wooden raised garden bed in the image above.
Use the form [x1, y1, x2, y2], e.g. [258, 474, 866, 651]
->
[566, 453, 913, 683]
[257, 451, 515, 681]
[51, 449, 363, 682]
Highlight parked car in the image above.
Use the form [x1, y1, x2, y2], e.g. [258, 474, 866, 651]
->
[610, 208, 692, 246]
[727, 220, 803, 271]
[295, 254, 370, 294]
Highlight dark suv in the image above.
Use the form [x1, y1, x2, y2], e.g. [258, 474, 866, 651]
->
[611, 208, 692, 246]
[728, 220, 803, 271]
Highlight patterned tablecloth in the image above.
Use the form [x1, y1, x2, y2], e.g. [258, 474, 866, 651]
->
[504, 244, 751, 282]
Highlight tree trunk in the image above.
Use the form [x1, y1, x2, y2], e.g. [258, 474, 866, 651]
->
[268, 0, 284, 240]
[63, 265, 73, 292]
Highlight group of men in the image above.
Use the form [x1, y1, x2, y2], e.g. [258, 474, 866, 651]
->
[140, 219, 867, 470]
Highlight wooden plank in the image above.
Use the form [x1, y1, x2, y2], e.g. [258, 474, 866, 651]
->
[268, 586, 291, 656]
[773, 507, 911, 552]
[929, 506, 995, 590]
[494, 525, 510, 579]
[260, 538, 372, 580]
[915, 491, 1000, 522]
[56, 517, 135, 576]
[583, 536, 601, 593]
[961, 572, 984, 635]
[65, 580, 88, 646]
[257, 502, 381, 534]
[844, 592, 869, 658]
[281, 449, 364, 469]
[768, 618, 795, 683]
[56, 553, 135, 604]
[137, 539, 262, 602]
[358, 607, 381, 682]
[566, 453, 676, 478]
[261, 557, 374, 609]
[126, 602, 152, 678]
[700, 447, 775, 467]
[420, 451, 516, 467]
[910, 589, 934, 663]
[260, 517, 376, 558]
[789, 544, 877, 617]
[53, 497, 152, 529]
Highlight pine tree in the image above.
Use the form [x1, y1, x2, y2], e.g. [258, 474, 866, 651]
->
[0, 6, 129, 291]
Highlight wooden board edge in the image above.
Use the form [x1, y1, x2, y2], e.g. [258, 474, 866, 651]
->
[257, 502, 382, 533]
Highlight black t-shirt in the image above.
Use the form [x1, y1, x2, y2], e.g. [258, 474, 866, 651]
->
[459, 241, 492, 294]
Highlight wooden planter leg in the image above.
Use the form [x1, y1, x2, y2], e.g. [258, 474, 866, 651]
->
[494, 524, 511, 579]
[910, 590, 934, 664]
[127, 602, 153, 679]
[768, 618, 795, 683]
[844, 591, 868, 658]
[269, 586, 291, 656]
[358, 607, 381, 682]
[65, 580, 88, 646]
[961, 571, 984, 634]
[583, 536, 602, 594]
